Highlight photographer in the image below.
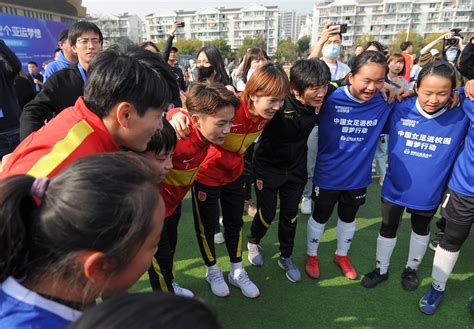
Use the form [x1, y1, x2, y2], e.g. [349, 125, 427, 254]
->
[418, 31, 465, 87]
[163, 21, 187, 93]
[308, 23, 350, 81]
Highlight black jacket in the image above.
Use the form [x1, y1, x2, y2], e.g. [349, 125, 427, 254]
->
[0, 39, 22, 133]
[459, 41, 474, 80]
[163, 34, 187, 92]
[253, 86, 336, 176]
[253, 95, 319, 177]
[14, 76, 35, 109]
[20, 64, 84, 140]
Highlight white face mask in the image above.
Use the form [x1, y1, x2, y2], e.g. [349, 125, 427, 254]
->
[322, 44, 341, 59]
[246, 68, 256, 81]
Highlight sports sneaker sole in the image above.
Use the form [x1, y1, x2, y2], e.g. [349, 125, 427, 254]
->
[247, 254, 263, 267]
[205, 277, 230, 297]
[278, 260, 301, 283]
[228, 276, 260, 299]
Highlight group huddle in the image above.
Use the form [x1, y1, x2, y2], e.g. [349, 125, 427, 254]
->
[0, 20, 474, 329]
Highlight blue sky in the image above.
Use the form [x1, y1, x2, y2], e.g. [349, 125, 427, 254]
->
[82, 0, 316, 17]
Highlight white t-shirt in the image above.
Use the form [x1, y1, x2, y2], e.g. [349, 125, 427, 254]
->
[325, 60, 351, 81]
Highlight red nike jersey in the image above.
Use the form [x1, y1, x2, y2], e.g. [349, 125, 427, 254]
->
[160, 109, 210, 217]
[1, 97, 118, 179]
[195, 100, 269, 186]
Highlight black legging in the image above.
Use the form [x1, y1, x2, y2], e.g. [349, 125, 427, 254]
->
[439, 219, 472, 252]
[379, 199, 432, 239]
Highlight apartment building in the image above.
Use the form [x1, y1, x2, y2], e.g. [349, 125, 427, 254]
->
[311, 0, 473, 48]
[143, 4, 279, 54]
[280, 11, 298, 40]
[90, 13, 141, 44]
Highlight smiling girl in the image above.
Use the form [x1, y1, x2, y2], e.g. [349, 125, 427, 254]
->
[306, 51, 394, 280]
[361, 62, 469, 293]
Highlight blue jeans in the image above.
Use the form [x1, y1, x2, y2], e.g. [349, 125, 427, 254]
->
[0, 129, 20, 160]
[303, 125, 319, 199]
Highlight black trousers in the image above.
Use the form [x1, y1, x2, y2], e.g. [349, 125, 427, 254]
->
[243, 143, 255, 201]
[192, 176, 245, 266]
[247, 167, 305, 258]
[148, 203, 182, 293]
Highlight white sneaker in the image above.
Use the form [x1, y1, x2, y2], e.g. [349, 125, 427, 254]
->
[172, 282, 194, 298]
[205, 266, 230, 297]
[301, 197, 312, 215]
[247, 242, 263, 266]
[228, 269, 260, 298]
[214, 232, 225, 245]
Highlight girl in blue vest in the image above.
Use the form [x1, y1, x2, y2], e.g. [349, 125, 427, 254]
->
[0, 153, 165, 329]
[306, 51, 394, 280]
[361, 62, 469, 292]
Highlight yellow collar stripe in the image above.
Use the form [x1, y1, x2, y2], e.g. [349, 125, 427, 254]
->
[27, 120, 94, 178]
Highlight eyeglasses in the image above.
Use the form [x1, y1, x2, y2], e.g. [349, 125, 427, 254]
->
[76, 38, 101, 47]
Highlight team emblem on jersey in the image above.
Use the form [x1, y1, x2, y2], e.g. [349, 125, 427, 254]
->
[198, 191, 207, 202]
[256, 179, 264, 190]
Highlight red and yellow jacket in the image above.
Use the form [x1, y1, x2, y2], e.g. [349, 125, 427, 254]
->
[1, 97, 119, 178]
[161, 109, 210, 217]
[195, 99, 269, 186]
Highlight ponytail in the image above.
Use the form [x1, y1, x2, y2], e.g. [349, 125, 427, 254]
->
[0, 175, 38, 282]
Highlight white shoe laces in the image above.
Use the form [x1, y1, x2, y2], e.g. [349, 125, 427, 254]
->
[208, 269, 225, 284]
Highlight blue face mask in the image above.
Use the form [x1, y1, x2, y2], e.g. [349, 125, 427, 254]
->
[446, 49, 458, 62]
[322, 44, 341, 59]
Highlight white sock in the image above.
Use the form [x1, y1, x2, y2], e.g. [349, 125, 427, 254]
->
[307, 217, 325, 256]
[432, 246, 460, 291]
[406, 231, 430, 270]
[230, 261, 243, 276]
[336, 218, 356, 256]
[208, 264, 219, 271]
[375, 234, 397, 275]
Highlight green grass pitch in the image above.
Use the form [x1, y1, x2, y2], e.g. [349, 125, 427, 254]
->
[132, 182, 474, 328]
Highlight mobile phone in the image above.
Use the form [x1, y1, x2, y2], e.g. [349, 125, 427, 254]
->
[332, 23, 347, 34]
[177, 22, 185, 28]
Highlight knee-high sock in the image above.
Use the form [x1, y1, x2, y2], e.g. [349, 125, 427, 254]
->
[307, 217, 325, 256]
[432, 246, 459, 291]
[376, 234, 397, 275]
[336, 218, 356, 256]
[406, 230, 430, 270]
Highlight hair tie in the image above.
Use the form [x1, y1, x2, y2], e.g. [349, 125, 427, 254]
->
[30, 177, 49, 199]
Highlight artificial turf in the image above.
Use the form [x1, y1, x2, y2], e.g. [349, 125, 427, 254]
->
[132, 182, 474, 328]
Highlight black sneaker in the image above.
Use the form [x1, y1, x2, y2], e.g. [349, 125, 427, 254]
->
[429, 231, 444, 251]
[401, 267, 419, 291]
[361, 268, 389, 288]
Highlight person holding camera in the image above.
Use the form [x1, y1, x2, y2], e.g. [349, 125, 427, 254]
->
[309, 23, 350, 81]
[418, 31, 465, 87]
[163, 21, 187, 92]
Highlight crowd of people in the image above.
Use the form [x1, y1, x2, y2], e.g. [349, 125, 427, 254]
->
[0, 19, 474, 328]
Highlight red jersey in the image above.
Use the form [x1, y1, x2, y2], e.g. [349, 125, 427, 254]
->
[1, 97, 119, 178]
[160, 109, 210, 217]
[195, 100, 269, 186]
[402, 51, 413, 83]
